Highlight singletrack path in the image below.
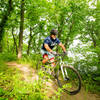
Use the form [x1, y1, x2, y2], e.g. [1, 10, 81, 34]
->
[6, 61, 100, 100]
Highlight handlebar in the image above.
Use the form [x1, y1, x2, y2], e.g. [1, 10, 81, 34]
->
[54, 53, 67, 56]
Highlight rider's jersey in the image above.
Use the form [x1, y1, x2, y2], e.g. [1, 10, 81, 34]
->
[42, 36, 60, 51]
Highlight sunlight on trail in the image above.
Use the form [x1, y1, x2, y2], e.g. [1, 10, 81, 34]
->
[44, 79, 58, 97]
[6, 62, 39, 82]
[20, 66, 30, 72]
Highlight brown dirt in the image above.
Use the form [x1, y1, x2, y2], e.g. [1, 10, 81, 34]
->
[60, 88, 100, 100]
[6, 61, 38, 82]
[6, 61, 100, 100]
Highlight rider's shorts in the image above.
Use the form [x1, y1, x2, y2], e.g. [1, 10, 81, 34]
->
[40, 49, 54, 60]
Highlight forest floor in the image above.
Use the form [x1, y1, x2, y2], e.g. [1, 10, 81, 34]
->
[6, 61, 100, 100]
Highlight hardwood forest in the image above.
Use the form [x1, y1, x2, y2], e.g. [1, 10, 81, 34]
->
[0, 0, 100, 100]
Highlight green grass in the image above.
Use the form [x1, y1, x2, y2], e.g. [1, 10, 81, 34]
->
[0, 54, 46, 100]
[0, 53, 62, 100]
[0, 53, 99, 100]
[0, 65, 45, 99]
[0, 53, 17, 62]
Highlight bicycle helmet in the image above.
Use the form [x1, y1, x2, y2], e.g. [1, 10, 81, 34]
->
[50, 29, 58, 35]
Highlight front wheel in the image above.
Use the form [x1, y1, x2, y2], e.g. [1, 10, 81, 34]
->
[57, 65, 81, 95]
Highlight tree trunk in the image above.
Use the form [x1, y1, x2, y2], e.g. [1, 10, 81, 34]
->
[27, 27, 32, 55]
[6, 32, 9, 52]
[0, 0, 13, 52]
[65, 20, 74, 49]
[12, 27, 18, 55]
[18, 0, 24, 59]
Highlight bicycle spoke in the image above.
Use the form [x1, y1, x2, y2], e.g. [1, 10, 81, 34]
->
[57, 66, 81, 95]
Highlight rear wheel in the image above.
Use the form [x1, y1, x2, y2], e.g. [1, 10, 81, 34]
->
[57, 66, 81, 95]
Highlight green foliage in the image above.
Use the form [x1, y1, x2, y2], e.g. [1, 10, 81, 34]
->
[0, 58, 48, 100]
[0, 0, 100, 97]
[17, 53, 42, 69]
[0, 55, 65, 100]
[70, 38, 100, 93]
[0, 53, 17, 62]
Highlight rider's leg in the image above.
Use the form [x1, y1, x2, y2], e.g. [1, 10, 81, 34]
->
[42, 54, 49, 64]
[49, 57, 55, 67]
[49, 57, 56, 76]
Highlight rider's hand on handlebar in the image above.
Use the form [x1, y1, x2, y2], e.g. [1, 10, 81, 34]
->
[63, 51, 67, 55]
[51, 51, 57, 55]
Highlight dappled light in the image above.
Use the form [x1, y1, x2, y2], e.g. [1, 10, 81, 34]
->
[0, 0, 100, 99]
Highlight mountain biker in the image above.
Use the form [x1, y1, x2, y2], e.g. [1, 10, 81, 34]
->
[41, 29, 67, 67]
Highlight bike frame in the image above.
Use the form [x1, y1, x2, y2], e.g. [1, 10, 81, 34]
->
[56, 55, 69, 80]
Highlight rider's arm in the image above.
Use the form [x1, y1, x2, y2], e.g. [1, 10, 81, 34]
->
[44, 44, 53, 53]
[59, 43, 66, 52]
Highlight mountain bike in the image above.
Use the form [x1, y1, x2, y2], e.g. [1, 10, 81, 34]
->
[36, 53, 81, 95]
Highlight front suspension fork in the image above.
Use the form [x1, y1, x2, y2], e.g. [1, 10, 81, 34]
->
[61, 65, 69, 80]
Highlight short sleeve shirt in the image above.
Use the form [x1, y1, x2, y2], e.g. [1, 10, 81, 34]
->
[42, 36, 60, 51]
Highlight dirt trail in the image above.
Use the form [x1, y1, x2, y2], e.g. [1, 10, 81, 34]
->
[60, 88, 100, 100]
[6, 61, 38, 82]
[6, 61, 100, 100]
